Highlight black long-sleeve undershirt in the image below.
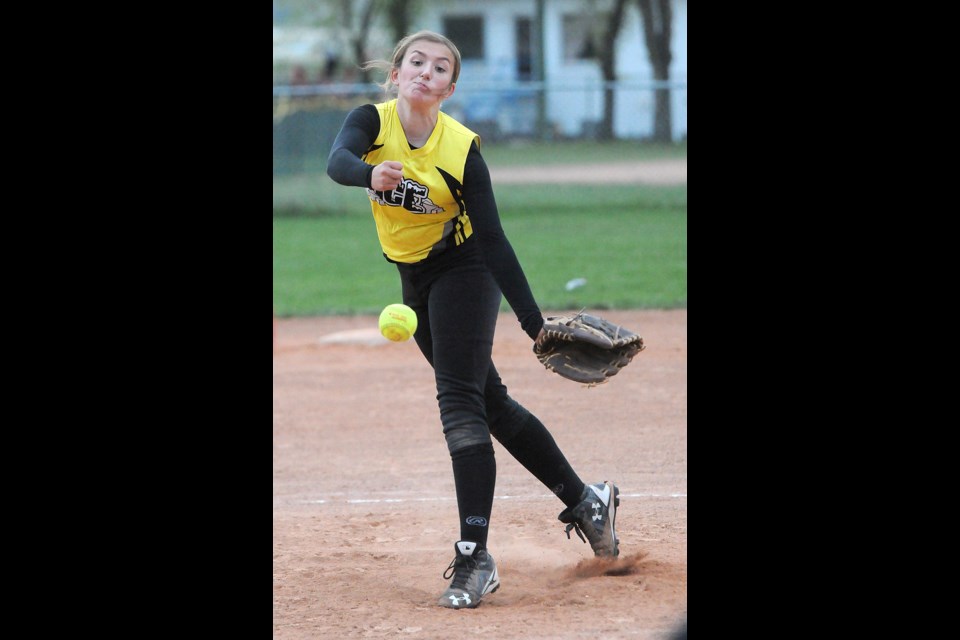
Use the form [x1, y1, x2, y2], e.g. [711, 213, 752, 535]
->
[327, 105, 544, 340]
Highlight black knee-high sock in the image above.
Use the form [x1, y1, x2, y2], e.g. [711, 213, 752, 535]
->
[499, 413, 586, 508]
[450, 442, 496, 548]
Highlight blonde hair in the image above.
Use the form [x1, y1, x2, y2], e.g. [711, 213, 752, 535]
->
[361, 30, 462, 94]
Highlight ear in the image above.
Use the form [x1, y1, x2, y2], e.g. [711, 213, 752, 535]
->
[390, 67, 399, 85]
[444, 82, 456, 99]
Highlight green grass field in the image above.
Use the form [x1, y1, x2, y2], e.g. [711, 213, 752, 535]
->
[273, 141, 686, 316]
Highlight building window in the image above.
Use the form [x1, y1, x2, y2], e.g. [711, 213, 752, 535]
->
[444, 16, 484, 60]
[516, 17, 533, 80]
[562, 13, 607, 61]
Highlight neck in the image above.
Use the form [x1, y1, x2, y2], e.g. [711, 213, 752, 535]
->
[396, 99, 439, 146]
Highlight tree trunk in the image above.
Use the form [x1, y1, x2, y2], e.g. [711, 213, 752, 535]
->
[534, 0, 550, 140]
[350, 0, 379, 84]
[637, 0, 673, 142]
[384, 0, 414, 44]
[598, 0, 629, 140]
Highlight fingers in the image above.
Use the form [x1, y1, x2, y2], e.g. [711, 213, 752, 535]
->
[371, 161, 404, 191]
[533, 327, 547, 353]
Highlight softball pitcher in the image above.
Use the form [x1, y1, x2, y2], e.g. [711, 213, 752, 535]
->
[326, 30, 620, 609]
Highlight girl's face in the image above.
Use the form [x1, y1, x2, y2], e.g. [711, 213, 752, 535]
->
[392, 40, 457, 105]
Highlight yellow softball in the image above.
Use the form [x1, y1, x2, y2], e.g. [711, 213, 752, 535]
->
[379, 303, 418, 342]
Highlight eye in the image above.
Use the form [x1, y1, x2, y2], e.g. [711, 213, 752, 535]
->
[411, 59, 422, 66]
[435, 66, 447, 74]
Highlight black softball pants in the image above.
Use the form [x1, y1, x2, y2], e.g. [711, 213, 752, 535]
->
[397, 245, 529, 455]
[397, 245, 587, 548]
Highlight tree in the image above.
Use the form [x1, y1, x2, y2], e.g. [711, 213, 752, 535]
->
[595, 0, 675, 141]
[339, 0, 422, 83]
[341, 0, 380, 84]
[637, 0, 673, 142]
[382, 0, 417, 44]
[597, 0, 630, 140]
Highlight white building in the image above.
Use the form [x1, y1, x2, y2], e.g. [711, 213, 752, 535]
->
[273, 0, 687, 141]
[419, 0, 686, 140]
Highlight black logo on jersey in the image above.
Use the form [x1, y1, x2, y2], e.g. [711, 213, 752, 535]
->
[367, 177, 443, 214]
[436, 167, 465, 215]
[434, 167, 470, 247]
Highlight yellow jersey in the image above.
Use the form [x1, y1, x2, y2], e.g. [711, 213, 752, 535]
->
[362, 99, 480, 263]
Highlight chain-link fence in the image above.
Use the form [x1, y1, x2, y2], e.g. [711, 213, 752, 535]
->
[273, 80, 687, 177]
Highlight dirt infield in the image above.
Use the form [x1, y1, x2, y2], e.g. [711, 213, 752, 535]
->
[488, 158, 686, 185]
[273, 309, 687, 639]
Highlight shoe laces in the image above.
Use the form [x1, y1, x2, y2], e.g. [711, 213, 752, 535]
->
[564, 521, 590, 544]
[443, 552, 480, 589]
[561, 500, 601, 545]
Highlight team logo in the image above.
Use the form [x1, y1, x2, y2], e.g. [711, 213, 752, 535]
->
[367, 178, 443, 213]
[465, 516, 488, 527]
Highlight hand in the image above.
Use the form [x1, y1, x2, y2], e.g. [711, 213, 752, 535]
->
[371, 161, 403, 191]
[534, 327, 547, 352]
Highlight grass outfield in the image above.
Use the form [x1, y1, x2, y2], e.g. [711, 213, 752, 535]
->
[273, 182, 686, 316]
